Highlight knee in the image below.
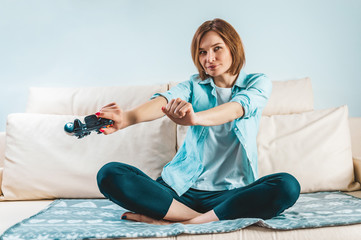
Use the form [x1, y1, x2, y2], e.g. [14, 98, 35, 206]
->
[96, 162, 128, 190]
[274, 173, 301, 208]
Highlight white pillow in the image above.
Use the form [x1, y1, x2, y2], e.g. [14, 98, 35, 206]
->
[26, 85, 168, 115]
[262, 77, 313, 116]
[257, 105, 360, 193]
[1, 113, 176, 200]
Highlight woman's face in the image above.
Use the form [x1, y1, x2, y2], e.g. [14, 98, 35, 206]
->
[199, 31, 233, 79]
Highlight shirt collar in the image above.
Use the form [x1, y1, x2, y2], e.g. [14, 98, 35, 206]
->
[198, 70, 248, 88]
[233, 70, 248, 88]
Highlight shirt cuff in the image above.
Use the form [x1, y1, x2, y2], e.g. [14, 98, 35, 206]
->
[150, 92, 171, 103]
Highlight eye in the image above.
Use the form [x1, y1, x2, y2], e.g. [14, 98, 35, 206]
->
[199, 50, 207, 55]
[214, 46, 221, 51]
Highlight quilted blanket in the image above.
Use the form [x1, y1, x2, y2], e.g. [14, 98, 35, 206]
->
[1, 191, 361, 240]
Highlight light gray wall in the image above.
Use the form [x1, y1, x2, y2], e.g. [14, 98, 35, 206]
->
[1, 0, 360, 132]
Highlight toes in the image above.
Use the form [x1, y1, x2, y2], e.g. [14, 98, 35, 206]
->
[121, 212, 140, 221]
[122, 212, 152, 223]
[121, 212, 129, 219]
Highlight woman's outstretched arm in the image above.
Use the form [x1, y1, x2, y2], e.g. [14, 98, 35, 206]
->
[162, 98, 243, 126]
[96, 96, 168, 135]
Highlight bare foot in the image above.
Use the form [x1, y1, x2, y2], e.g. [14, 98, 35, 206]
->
[121, 212, 173, 225]
[121, 209, 219, 225]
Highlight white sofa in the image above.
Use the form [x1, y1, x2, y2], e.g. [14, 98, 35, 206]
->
[1, 77, 361, 240]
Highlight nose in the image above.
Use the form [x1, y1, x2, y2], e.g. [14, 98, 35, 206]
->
[207, 51, 215, 63]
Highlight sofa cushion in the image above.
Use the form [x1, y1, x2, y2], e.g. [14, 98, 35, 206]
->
[257, 105, 360, 193]
[26, 84, 168, 115]
[0, 200, 53, 234]
[1, 113, 176, 200]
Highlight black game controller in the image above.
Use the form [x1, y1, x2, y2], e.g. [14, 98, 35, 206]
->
[64, 114, 114, 139]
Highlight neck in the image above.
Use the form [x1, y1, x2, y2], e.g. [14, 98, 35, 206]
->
[213, 73, 238, 88]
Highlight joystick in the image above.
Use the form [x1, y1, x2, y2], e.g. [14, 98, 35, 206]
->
[64, 114, 114, 139]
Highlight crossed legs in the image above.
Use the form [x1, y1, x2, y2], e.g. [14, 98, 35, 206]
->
[97, 162, 300, 225]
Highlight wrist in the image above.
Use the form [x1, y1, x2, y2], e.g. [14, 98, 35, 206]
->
[193, 112, 203, 126]
[121, 111, 134, 129]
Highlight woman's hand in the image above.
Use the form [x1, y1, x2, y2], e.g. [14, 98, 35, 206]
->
[96, 102, 128, 135]
[162, 98, 198, 126]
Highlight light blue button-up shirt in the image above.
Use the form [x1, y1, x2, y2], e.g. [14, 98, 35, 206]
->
[151, 70, 272, 196]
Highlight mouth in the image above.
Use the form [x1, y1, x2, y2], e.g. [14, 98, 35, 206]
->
[207, 65, 219, 70]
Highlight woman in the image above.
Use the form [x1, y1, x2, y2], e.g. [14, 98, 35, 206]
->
[96, 18, 301, 225]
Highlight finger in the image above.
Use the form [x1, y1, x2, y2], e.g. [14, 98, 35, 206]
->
[163, 103, 182, 119]
[97, 103, 119, 118]
[98, 103, 119, 115]
[96, 111, 114, 120]
[169, 98, 183, 115]
[174, 101, 188, 117]
[162, 108, 176, 121]
[179, 102, 192, 117]
[99, 105, 119, 114]
[165, 99, 175, 112]
[98, 106, 122, 120]
[101, 102, 117, 109]
[100, 106, 119, 113]
[99, 126, 117, 135]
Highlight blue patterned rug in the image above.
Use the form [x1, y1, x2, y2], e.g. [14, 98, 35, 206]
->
[1, 192, 361, 240]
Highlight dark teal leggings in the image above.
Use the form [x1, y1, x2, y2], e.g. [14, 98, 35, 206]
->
[97, 162, 300, 220]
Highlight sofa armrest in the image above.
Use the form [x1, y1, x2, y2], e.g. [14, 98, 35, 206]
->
[0, 132, 5, 168]
[354, 157, 361, 185]
[349, 117, 361, 158]
[0, 132, 5, 196]
[349, 118, 361, 186]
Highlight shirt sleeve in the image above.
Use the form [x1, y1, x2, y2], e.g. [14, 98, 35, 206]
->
[150, 80, 192, 103]
[230, 74, 272, 119]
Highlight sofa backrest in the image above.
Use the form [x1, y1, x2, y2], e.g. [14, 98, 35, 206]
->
[1, 76, 359, 200]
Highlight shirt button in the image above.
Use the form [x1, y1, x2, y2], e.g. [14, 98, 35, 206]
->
[234, 128, 238, 131]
